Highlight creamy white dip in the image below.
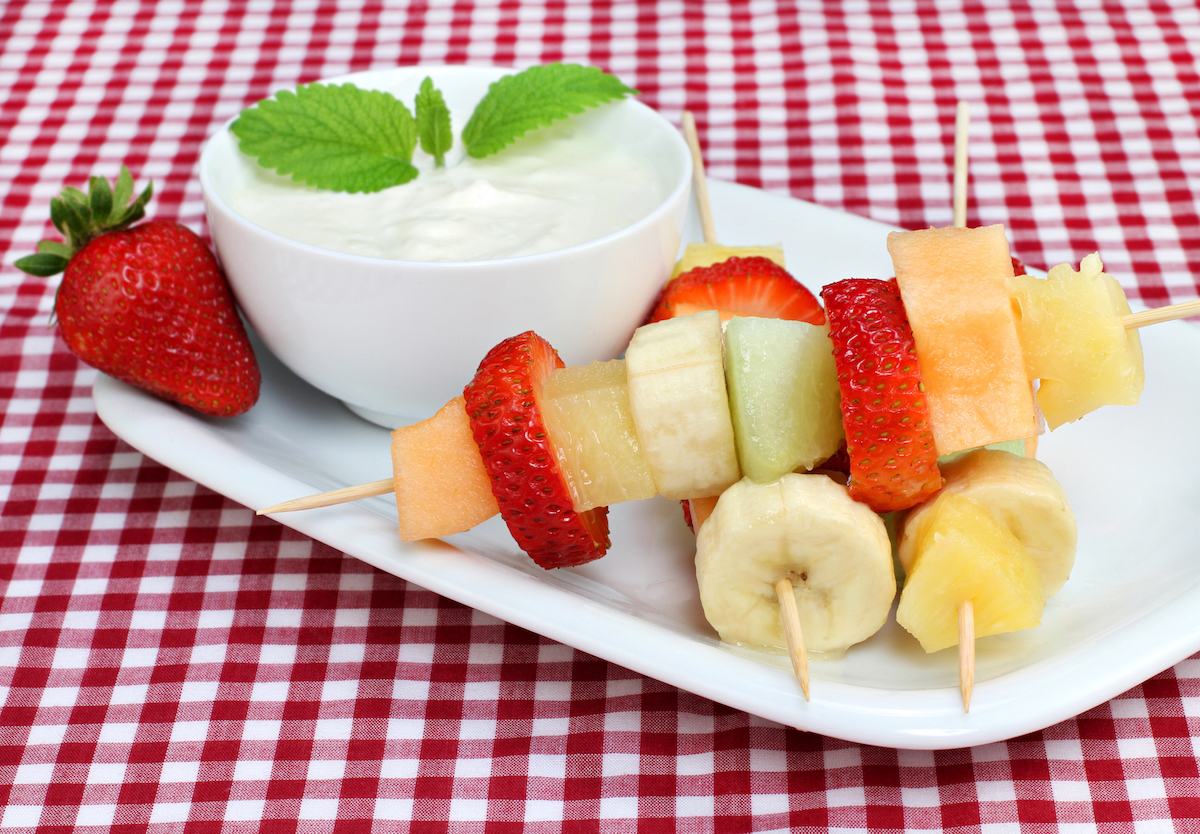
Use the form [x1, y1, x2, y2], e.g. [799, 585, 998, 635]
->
[223, 119, 667, 262]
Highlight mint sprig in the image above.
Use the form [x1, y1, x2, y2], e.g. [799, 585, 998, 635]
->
[231, 65, 637, 192]
[232, 83, 418, 193]
[462, 64, 637, 159]
[415, 77, 452, 168]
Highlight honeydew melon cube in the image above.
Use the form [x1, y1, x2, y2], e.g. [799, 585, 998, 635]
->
[724, 316, 844, 483]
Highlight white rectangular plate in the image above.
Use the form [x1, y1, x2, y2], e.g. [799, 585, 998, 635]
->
[93, 179, 1200, 749]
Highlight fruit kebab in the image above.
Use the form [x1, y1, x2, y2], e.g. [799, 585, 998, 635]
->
[667, 112, 901, 698]
[882, 103, 1179, 711]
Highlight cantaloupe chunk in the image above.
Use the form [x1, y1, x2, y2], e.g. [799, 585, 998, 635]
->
[686, 495, 719, 530]
[391, 396, 499, 541]
[888, 225, 1037, 455]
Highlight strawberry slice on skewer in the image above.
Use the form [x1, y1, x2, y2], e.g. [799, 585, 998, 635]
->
[821, 279, 942, 513]
[463, 331, 611, 569]
[646, 256, 824, 325]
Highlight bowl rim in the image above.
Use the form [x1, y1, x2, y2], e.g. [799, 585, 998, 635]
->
[199, 63, 694, 270]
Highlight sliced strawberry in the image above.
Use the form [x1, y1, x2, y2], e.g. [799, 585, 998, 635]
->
[646, 256, 824, 325]
[463, 331, 610, 569]
[1012, 256, 1026, 276]
[821, 279, 942, 513]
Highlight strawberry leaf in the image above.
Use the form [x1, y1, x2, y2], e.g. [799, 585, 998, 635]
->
[17, 167, 154, 278]
[89, 175, 113, 221]
[415, 77, 452, 168]
[14, 253, 69, 277]
[37, 241, 72, 258]
[232, 83, 419, 193]
[112, 166, 134, 214]
[461, 64, 637, 159]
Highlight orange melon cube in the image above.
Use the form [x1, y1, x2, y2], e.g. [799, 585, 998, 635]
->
[686, 495, 719, 530]
[390, 396, 499, 541]
[888, 225, 1037, 455]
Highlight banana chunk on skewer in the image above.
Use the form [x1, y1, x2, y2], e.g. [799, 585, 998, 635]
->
[898, 449, 1077, 597]
[626, 310, 740, 500]
[696, 474, 896, 655]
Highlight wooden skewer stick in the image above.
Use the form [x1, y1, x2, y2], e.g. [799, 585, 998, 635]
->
[684, 111, 811, 699]
[953, 102, 970, 229]
[1123, 298, 1200, 329]
[257, 477, 394, 515]
[682, 111, 718, 244]
[775, 577, 811, 700]
[952, 102, 977, 712]
[958, 600, 975, 712]
[952, 102, 1200, 330]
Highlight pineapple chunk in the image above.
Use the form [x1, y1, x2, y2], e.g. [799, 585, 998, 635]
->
[541, 360, 657, 511]
[897, 492, 1045, 653]
[1011, 253, 1144, 430]
[900, 449, 1077, 597]
[671, 242, 786, 279]
[724, 316, 844, 482]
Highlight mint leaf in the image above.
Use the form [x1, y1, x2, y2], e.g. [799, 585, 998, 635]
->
[232, 83, 418, 193]
[415, 77, 452, 167]
[462, 64, 637, 159]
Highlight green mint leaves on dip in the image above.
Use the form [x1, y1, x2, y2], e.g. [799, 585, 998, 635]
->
[231, 83, 418, 193]
[232, 64, 637, 192]
[415, 77, 453, 168]
[461, 63, 637, 158]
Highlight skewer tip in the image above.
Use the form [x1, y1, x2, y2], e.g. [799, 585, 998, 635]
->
[958, 599, 975, 713]
[775, 577, 810, 700]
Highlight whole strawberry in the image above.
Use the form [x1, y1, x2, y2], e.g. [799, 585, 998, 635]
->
[16, 167, 260, 417]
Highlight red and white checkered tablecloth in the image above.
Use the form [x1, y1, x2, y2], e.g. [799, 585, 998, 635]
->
[4, 0, 1200, 830]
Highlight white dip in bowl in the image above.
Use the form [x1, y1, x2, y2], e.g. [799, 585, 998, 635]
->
[224, 114, 668, 263]
[201, 64, 692, 427]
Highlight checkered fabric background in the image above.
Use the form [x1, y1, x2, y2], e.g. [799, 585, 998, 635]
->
[3, 0, 1200, 830]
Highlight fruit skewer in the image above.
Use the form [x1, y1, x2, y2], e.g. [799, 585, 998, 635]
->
[683, 108, 815, 696]
[953, 101, 976, 711]
[678, 110, 826, 700]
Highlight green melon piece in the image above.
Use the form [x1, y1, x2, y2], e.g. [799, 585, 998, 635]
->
[937, 437, 1027, 466]
[724, 316, 844, 483]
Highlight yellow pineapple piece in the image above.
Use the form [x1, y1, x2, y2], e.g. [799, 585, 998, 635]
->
[897, 492, 1045, 653]
[899, 449, 1077, 598]
[887, 225, 1038, 455]
[670, 242, 786, 279]
[1011, 253, 1144, 430]
[540, 360, 657, 511]
[391, 397, 499, 541]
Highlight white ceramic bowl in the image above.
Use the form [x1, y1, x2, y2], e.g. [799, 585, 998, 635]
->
[200, 65, 692, 426]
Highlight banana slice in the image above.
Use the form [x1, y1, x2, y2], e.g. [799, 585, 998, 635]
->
[898, 449, 1077, 597]
[696, 474, 896, 654]
[625, 311, 740, 500]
